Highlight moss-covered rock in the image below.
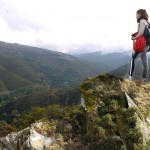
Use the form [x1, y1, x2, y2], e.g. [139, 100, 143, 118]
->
[80, 73, 150, 149]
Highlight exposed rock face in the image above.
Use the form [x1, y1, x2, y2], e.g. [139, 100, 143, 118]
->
[0, 120, 70, 150]
[122, 79, 150, 144]
[0, 74, 150, 150]
[125, 92, 150, 145]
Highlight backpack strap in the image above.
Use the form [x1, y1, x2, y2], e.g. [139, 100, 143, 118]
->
[146, 21, 150, 28]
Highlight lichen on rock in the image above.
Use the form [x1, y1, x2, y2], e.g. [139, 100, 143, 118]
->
[0, 119, 76, 150]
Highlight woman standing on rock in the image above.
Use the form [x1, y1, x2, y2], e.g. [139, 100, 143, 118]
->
[129, 9, 149, 83]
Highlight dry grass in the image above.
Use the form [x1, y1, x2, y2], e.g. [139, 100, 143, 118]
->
[121, 79, 150, 120]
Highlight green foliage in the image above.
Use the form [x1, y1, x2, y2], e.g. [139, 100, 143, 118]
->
[97, 126, 106, 139]
[87, 142, 102, 150]
[0, 83, 51, 107]
[19, 106, 47, 128]
[17, 104, 86, 130]
[0, 80, 7, 92]
[87, 136, 123, 150]
[11, 109, 19, 116]
[0, 121, 18, 137]
[145, 140, 150, 150]
[87, 98, 143, 149]
[80, 81, 93, 91]
[79, 73, 149, 149]
[47, 105, 65, 120]
[1, 73, 149, 149]
[120, 145, 127, 150]
[0, 65, 32, 91]
[126, 128, 143, 149]
[0, 86, 81, 120]
[100, 114, 116, 133]
[97, 73, 123, 82]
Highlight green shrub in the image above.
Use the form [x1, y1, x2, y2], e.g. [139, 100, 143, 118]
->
[80, 81, 93, 91]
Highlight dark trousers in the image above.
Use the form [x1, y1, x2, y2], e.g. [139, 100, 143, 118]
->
[129, 46, 149, 78]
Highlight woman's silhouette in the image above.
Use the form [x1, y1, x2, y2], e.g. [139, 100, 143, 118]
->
[129, 9, 149, 83]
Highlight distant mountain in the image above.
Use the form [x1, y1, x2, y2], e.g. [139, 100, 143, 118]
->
[75, 51, 133, 71]
[0, 41, 111, 115]
[0, 64, 32, 91]
[0, 41, 109, 91]
[75, 50, 150, 80]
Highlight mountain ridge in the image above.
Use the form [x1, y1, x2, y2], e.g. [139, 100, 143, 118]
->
[75, 51, 132, 71]
[0, 41, 108, 91]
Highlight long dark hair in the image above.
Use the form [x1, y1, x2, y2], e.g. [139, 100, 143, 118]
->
[137, 9, 149, 23]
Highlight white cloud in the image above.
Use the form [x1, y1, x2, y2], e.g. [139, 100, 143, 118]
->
[0, 0, 150, 54]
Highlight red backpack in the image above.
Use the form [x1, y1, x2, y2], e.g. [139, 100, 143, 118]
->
[133, 32, 147, 52]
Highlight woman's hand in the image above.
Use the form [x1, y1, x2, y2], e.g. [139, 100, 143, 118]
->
[132, 37, 137, 40]
[131, 32, 138, 37]
[131, 33, 135, 36]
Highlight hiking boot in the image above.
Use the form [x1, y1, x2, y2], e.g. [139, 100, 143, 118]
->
[140, 78, 146, 84]
[124, 74, 132, 80]
[128, 75, 132, 80]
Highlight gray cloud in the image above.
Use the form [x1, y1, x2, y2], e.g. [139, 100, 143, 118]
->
[0, 1, 41, 31]
[0, 0, 149, 54]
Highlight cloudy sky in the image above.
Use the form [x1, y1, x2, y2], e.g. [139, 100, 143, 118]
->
[0, 0, 150, 54]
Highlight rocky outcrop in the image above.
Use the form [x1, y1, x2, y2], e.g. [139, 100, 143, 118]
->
[125, 92, 150, 145]
[0, 74, 150, 150]
[0, 120, 70, 150]
[80, 74, 150, 149]
[122, 79, 150, 144]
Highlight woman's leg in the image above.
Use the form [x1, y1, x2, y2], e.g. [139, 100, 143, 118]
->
[129, 50, 142, 76]
[140, 51, 149, 78]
